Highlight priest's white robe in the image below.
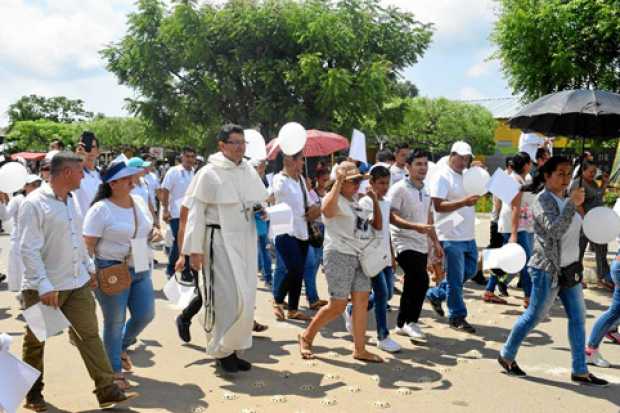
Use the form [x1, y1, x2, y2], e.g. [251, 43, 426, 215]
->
[182, 152, 267, 358]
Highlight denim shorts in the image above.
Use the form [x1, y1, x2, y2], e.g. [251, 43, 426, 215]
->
[323, 249, 371, 299]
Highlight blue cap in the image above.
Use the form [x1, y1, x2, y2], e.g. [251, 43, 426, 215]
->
[127, 157, 152, 168]
[102, 161, 143, 183]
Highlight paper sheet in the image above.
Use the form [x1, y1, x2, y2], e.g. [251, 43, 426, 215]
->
[0, 351, 41, 413]
[486, 168, 521, 205]
[22, 303, 71, 342]
[131, 237, 150, 273]
[163, 277, 197, 309]
[266, 203, 294, 236]
[434, 213, 464, 235]
[349, 129, 367, 164]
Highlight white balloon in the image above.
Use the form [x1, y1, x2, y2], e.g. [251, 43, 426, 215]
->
[498, 242, 527, 274]
[583, 206, 620, 245]
[463, 166, 490, 196]
[278, 122, 306, 155]
[0, 162, 28, 194]
[244, 129, 267, 161]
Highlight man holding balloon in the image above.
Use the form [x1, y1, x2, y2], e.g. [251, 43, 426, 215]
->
[426, 141, 481, 334]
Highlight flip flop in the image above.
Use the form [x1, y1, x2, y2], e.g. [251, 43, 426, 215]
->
[353, 352, 384, 363]
[298, 334, 314, 359]
[273, 304, 285, 321]
[120, 353, 133, 372]
[483, 292, 507, 305]
[288, 311, 312, 321]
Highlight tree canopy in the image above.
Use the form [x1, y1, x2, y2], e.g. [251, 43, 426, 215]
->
[101, 0, 433, 144]
[383, 97, 497, 156]
[492, 0, 620, 101]
[8, 95, 94, 127]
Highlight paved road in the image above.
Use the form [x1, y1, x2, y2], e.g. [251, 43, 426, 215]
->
[0, 218, 619, 413]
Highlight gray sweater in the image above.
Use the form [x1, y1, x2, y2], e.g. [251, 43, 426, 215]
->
[528, 190, 578, 281]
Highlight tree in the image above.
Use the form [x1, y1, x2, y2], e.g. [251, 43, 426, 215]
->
[101, 0, 433, 145]
[384, 97, 496, 156]
[8, 95, 94, 126]
[492, 0, 620, 101]
[6, 120, 79, 152]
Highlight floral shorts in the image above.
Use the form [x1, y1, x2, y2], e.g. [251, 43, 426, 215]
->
[323, 249, 371, 299]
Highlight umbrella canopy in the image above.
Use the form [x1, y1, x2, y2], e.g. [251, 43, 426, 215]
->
[10, 152, 46, 161]
[266, 129, 349, 160]
[509, 89, 620, 139]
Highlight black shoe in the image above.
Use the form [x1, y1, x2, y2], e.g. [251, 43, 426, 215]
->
[217, 354, 239, 373]
[571, 373, 609, 387]
[176, 315, 191, 343]
[95, 384, 138, 409]
[471, 270, 487, 286]
[497, 355, 527, 377]
[24, 394, 48, 412]
[233, 353, 252, 371]
[497, 282, 510, 297]
[450, 318, 476, 334]
[428, 297, 445, 317]
[0, 273, 6, 284]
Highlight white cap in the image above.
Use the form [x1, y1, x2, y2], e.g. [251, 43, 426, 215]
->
[450, 141, 473, 157]
[25, 174, 42, 184]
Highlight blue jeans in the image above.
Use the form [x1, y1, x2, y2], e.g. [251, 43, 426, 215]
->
[501, 267, 587, 375]
[426, 240, 478, 320]
[303, 244, 322, 304]
[274, 234, 309, 311]
[257, 234, 273, 283]
[347, 267, 391, 340]
[94, 258, 156, 373]
[588, 252, 620, 349]
[273, 250, 286, 299]
[486, 232, 533, 297]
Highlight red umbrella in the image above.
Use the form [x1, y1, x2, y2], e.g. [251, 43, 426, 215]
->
[266, 129, 349, 160]
[10, 152, 46, 161]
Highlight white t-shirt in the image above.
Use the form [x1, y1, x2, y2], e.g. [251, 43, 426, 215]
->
[388, 179, 431, 254]
[162, 165, 194, 219]
[519, 133, 546, 161]
[83, 196, 153, 266]
[323, 195, 374, 255]
[550, 193, 582, 267]
[390, 164, 407, 185]
[73, 167, 102, 218]
[270, 173, 315, 240]
[131, 179, 150, 211]
[359, 196, 391, 266]
[144, 171, 160, 208]
[498, 173, 535, 234]
[430, 166, 475, 241]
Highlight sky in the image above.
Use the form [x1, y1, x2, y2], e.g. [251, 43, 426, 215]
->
[0, 0, 512, 127]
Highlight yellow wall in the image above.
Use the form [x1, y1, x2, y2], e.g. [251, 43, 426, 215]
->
[493, 119, 569, 154]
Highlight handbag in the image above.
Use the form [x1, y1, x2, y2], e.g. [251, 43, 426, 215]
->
[299, 179, 324, 248]
[96, 200, 138, 295]
[558, 261, 583, 289]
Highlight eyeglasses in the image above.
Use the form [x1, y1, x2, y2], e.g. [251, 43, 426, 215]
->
[225, 140, 247, 146]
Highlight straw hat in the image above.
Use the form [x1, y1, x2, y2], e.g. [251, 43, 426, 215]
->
[336, 161, 369, 181]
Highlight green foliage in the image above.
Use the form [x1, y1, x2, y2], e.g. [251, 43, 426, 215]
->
[8, 95, 94, 127]
[493, 0, 620, 100]
[475, 194, 493, 213]
[6, 120, 79, 152]
[383, 97, 497, 155]
[101, 0, 432, 145]
[604, 190, 618, 207]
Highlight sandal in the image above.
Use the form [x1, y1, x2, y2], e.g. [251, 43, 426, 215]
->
[309, 299, 328, 310]
[113, 374, 131, 391]
[483, 292, 507, 305]
[120, 352, 133, 372]
[273, 304, 285, 321]
[353, 351, 384, 363]
[298, 334, 314, 359]
[287, 310, 312, 321]
[253, 321, 269, 333]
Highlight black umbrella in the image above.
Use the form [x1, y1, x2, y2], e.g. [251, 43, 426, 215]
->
[509, 89, 620, 139]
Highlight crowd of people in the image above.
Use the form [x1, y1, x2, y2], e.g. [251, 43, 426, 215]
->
[1, 125, 619, 411]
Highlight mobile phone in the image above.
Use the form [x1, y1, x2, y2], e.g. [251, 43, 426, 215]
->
[81, 132, 95, 153]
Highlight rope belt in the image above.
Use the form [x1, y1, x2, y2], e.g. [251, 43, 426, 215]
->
[202, 224, 221, 333]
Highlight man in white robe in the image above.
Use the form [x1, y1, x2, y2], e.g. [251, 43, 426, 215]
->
[183, 124, 267, 373]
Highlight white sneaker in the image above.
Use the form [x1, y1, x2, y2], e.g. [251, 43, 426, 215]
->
[377, 337, 401, 353]
[342, 309, 352, 334]
[395, 322, 426, 340]
[587, 349, 611, 368]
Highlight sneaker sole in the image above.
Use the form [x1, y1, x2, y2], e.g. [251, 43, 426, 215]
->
[99, 392, 139, 409]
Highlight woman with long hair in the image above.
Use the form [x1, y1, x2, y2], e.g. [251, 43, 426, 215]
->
[83, 161, 155, 390]
[498, 156, 608, 386]
[485, 152, 535, 307]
